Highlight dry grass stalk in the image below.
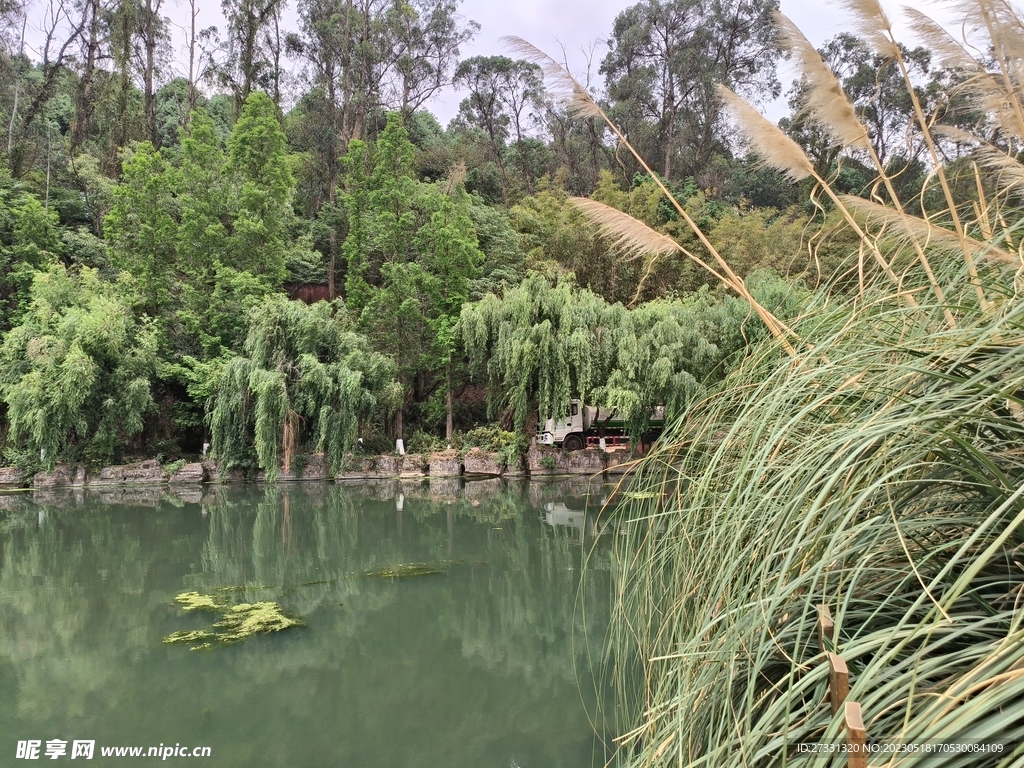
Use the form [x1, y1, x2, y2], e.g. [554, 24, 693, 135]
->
[976, 146, 1024, 193]
[849, 3, 992, 310]
[958, 0, 1024, 140]
[774, 12, 953, 324]
[717, 84, 921, 309]
[903, 7, 981, 70]
[501, 36, 603, 120]
[904, 8, 1023, 143]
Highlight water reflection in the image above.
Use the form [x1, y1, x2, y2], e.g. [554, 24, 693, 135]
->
[0, 479, 614, 767]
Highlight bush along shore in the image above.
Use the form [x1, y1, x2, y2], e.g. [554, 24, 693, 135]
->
[0, 444, 637, 490]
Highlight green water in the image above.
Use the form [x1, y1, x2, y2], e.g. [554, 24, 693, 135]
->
[0, 478, 613, 767]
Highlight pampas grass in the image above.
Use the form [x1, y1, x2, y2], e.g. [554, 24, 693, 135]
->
[774, 12, 871, 152]
[586, 2, 1024, 766]
[716, 85, 815, 181]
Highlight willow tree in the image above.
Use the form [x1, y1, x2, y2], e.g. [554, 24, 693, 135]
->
[458, 271, 803, 437]
[457, 273, 613, 431]
[209, 297, 400, 480]
[593, 273, 806, 436]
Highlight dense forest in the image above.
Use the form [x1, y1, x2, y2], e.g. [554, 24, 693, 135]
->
[0, 0, 994, 478]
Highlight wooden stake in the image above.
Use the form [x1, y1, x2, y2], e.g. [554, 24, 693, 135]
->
[828, 653, 849, 714]
[844, 701, 867, 768]
[817, 604, 834, 653]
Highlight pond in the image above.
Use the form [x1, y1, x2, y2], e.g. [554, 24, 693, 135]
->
[0, 478, 616, 767]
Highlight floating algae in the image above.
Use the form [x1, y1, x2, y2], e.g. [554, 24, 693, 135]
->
[211, 602, 304, 643]
[360, 559, 481, 579]
[162, 629, 217, 646]
[363, 562, 444, 579]
[174, 591, 229, 612]
[163, 592, 304, 651]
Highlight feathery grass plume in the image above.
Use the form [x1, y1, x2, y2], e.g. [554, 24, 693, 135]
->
[501, 35, 604, 120]
[718, 84, 920, 307]
[774, 12, 870, 151]
[905, 11, 1022, 146]
[716, 85, 814, 181]
[913, 3, 1024, 144]
[841, 194, 1021, 266]
[959, 0, 1024, 92]
[775, 11, 950, 321]
[974, 145, 1024, 193]
[570, 198, 682, 260]
[903, 7, 981, 70]
[842, 1, 993, 310]
[934, 125, 1024, 195]
[838, 0, 901, 58]
[569, 197, 732, 305]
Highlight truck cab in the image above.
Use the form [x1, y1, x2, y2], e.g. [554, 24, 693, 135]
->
[538, 398, 665, 451]
[538, 399, 586, 450]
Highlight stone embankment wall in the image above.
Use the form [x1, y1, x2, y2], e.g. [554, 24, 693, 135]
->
[0, 446, 636, 490]
[526, 446, 633, 476]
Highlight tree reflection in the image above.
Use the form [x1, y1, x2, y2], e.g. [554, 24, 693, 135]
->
[0, 480, 610, 766]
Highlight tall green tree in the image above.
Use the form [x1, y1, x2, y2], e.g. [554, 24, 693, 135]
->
[216, 0, 286, 110]
[415, 176, 482, 437]
[601, 0, 780, 181]
[386, 0, 479, 114]
[340, 138, 372, 310]
[286, 0, 477, 238]
[367, 111, 418, 264]
[105, 97, 314, 354]
[453, 55, 545, 200]
[104, 142, 177, 313]
[0, 183, 61, 330]
[225, 91, 295, 286]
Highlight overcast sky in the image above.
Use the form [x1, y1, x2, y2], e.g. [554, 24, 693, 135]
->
[420, 0, 846, 123]
[20, 0, 951, 125]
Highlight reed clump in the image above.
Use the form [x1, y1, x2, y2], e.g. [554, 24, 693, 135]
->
[606, 285, 1024, 765]
[551, 0, 1024, 764]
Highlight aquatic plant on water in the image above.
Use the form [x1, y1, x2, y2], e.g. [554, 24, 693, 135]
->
[163, 591, 304, 651]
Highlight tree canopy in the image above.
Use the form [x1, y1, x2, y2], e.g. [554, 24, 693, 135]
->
[0, 0, 1005, 471]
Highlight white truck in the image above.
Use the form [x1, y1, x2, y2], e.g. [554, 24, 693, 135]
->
[537, 399, 665, 451]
